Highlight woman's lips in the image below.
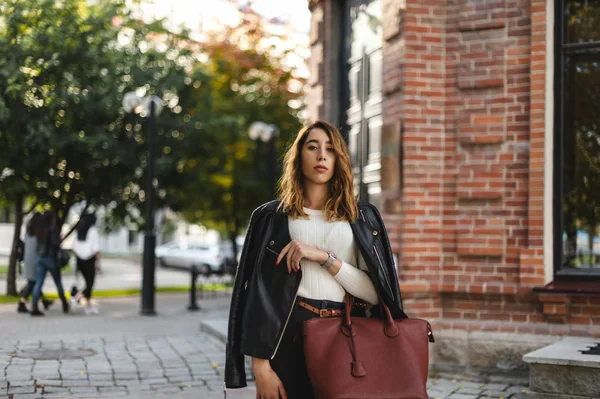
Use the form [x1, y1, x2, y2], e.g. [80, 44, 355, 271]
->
[314, 166, 328, 172]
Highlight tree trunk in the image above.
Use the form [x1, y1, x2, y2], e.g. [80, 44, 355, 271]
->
[7, 195, 24, 296]
[231, 163, 240, 266]
[229, 229, 239, 268]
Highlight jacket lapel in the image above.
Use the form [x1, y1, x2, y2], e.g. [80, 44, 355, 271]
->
[267, 210, 292, 254]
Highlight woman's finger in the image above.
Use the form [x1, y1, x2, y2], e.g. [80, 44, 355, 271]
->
[293, 249, 303, 271]
[286, 246, 296, 273]
[278, 384, 288, 399]
[276, 243, 290, 266]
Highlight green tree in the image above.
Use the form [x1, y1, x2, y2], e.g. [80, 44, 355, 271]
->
[0, 0, 205, 295]
[175, 12, 305, 258]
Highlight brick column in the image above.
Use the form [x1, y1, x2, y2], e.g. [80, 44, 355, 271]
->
[519, 0, 547, 287]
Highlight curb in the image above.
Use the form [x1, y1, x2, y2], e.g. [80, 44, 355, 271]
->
[199, 320, 228, 343]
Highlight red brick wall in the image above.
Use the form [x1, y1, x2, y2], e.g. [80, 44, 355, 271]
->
[310, 0, 600, 335]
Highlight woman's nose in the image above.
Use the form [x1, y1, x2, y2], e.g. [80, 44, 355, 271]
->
[318, 149, 327, 160]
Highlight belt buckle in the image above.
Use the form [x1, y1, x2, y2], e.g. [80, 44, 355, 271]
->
[319, 309, 330, 317]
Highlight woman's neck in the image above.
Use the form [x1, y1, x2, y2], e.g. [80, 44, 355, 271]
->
[303, 180, 328, 210]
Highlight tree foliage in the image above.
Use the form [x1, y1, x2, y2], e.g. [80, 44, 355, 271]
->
[174, 12, 305, 254]
[0, 0, 208, 294]
[0, 1, 306, 294]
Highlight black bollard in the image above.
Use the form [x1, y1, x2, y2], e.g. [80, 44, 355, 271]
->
[187, 266, 201, 311]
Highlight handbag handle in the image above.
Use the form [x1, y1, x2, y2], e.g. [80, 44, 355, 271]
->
[341, 293, 399, 378]
[343, 294, 399, 337]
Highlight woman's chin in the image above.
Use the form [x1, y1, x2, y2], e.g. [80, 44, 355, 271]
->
[305, 176, 332, 185]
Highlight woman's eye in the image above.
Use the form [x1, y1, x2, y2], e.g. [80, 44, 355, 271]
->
[327, 148, 335, 152]
[308, 145, 317, 150]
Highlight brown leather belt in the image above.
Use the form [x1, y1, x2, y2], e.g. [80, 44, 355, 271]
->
[353, 299, 372, 310]
[298, 301, 344, 317]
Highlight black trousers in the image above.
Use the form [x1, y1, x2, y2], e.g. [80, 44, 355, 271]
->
[76, 257, 96, 299]
[269, 297, 346, 399]
[21, 280, 44, 300]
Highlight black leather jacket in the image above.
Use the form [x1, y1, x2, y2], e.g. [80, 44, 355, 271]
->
[225, 200, 407, 388]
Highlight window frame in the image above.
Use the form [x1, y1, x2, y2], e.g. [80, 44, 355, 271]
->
[553, 0, 600, 281]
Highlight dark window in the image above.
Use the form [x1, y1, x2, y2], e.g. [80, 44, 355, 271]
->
[341, 0, 383, 210]
[0, 207, 12, 224]
[555, 0, 600, 278]
[128, 230, 138, 246]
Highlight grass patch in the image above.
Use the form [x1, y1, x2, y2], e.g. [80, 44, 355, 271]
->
[0, 284, 232, 304]
[0, 295, 18, 304]
[0, 264, 75, 277]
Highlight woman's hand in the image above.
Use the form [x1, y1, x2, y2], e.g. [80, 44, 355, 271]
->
[276, 240, 328, 273]
[252, 358, 287, 399]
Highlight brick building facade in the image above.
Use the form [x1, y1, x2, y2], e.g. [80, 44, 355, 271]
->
[307, 0, 600, 370]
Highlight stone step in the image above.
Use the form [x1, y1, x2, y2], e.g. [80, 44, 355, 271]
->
[523, 337, 600, 399]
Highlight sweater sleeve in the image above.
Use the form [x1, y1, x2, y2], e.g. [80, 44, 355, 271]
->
[333, 251, 379, 305]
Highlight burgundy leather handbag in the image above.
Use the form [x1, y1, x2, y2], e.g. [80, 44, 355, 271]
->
[302, 295, 434, 399]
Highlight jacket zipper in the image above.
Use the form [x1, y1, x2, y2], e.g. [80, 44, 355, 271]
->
[261, 241, 299, 359]
[271, 291, 298, 359]
[373, 245, 384, 269]
[360, 209, 384, 270]
[361, 208, 394, 298]
[264, 242, 300, 359]
[265, 247, 279, 256]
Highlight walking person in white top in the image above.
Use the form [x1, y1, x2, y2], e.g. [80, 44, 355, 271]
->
[72, 213, 101, 314]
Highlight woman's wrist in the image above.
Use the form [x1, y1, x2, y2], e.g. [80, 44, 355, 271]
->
[317, 250, 329, 265]
[327, 259, 342, 276]
[252, 357, 271, 371]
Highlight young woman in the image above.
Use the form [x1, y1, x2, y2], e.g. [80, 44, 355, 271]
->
[17, 212, 53, 313]
[225, 121, 406, 399]
[31, 210, 70, 316]
[71, 213, 101, 314]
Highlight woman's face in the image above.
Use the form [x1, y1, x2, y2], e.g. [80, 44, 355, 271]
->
[301, 128, 336, 186]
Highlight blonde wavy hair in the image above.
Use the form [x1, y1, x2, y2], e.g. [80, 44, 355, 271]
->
[278, 120, 358, 222]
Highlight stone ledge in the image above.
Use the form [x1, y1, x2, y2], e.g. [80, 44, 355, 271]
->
[528, 393, 595, 399]
[523, 337, 600, 369]
[430, 329, 556, 372]
[524, 338, 600, 398]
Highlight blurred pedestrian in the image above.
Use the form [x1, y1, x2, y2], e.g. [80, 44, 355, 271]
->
[17, 212, 54, 313]
[31, 211, 69, 316]
[225, 121, 405, 398]
[71, 213, 101, 315]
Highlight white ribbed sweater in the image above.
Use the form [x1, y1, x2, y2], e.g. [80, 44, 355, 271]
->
[289, 207, 379, 305]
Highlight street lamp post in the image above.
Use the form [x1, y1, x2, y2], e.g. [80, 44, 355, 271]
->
[248, 122, 279, 200]
[122, 91, 163, 316]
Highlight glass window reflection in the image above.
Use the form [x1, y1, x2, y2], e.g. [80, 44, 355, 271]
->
[561, 53, 600, 270]
[565, 0, 600, 44]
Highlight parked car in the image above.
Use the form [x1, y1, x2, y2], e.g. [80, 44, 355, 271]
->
[155, 241, 228, 275]
[155, 241, 180, 259]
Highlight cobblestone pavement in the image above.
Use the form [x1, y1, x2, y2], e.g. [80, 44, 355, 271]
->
[0, 293, 530, 398]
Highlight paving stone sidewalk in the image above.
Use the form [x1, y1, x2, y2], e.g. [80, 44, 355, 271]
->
[0, 293, 530, 399]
